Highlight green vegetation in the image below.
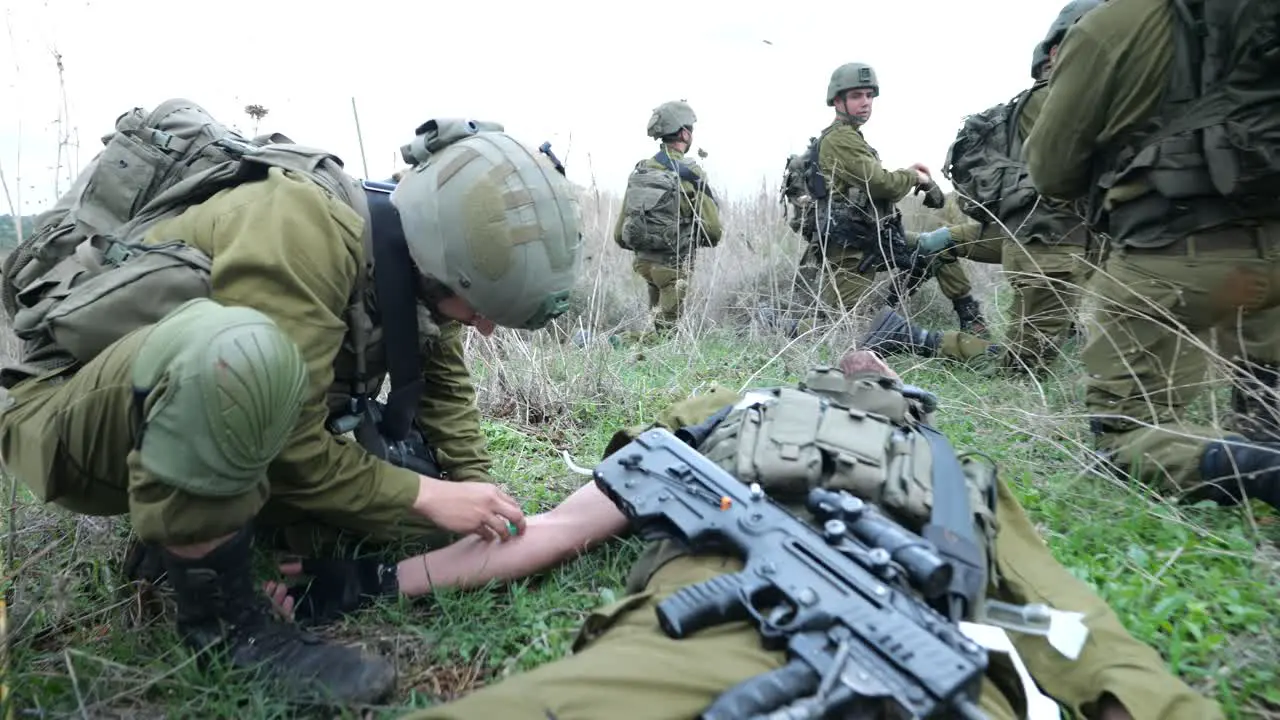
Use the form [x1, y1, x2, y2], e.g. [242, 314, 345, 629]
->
[2, 190, 1277, 719]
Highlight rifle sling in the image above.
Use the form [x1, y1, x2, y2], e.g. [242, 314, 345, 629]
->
[918, 423, 988, 621]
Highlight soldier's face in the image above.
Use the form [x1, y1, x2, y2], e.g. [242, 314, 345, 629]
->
[435, 294, 496, 336]
[838, 89, 875, 123]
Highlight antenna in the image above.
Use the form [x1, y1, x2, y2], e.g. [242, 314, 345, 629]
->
[350, 96, 370, 180]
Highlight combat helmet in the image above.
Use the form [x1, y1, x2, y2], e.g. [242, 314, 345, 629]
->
[826, 62, 880, 106]
[1031, 0, 1104, 79]
[391, 129, 583, 330]
[647, 100, 697, 139]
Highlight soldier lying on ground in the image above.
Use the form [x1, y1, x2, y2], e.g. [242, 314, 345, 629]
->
[267, 351, 1222, 720]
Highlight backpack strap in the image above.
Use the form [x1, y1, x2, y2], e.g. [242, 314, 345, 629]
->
[1004, 85, 1038, 160]
[804, 124, 842, 201]
[1169, 0, 1207, 102]
[653, 148, 717, 205]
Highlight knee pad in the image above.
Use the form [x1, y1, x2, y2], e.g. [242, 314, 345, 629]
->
[132, 298, 308, 497]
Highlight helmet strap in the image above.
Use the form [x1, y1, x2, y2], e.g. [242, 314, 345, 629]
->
[834, 107, 866, 127]
[363, 180, 426, 442]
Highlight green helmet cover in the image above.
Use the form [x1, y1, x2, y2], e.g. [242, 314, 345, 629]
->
[826, 63, 880, 106]
[391, 131, 583, 331]
[647, 100, 697, 138]
[1031, 0, 1104, 79]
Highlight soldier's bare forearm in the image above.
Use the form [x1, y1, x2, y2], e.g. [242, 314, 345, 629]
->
[395, 481, 629, 596]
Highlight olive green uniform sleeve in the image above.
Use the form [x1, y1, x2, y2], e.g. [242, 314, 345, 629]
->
[949, 220, 1006, 246]
[819, 124, 918, 202]
[181, 169, 420, 523]
[415, 321, 493, 481]
[1016, 84, 1048, 143]
[685, 183, 722, 247]
[1023, 26, 1115, 200]
[1024, 0, 1173, 203]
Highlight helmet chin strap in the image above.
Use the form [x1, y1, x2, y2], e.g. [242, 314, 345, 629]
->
[362, 180, 427, 442]
[835, 106, 867, 127]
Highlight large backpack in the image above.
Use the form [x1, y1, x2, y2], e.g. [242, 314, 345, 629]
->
[1099, 0, 1280, 228]
[0, 98, 361, 381]
[616, 149, 716, 253]
[940, 88, 1036, 225]
[779, 153, 807, 204]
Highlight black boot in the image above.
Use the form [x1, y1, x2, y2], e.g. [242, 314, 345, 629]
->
[859, 307, 941, 356]
[124, 535, 165, 585]
[160, 526, 397, 705]
[1228, 360, 1280, 442]
[952, 294, 988, 337]
[1194, 437, 1280, 510]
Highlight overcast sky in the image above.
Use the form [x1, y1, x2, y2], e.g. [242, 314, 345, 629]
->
[2, 0, 1072, 217]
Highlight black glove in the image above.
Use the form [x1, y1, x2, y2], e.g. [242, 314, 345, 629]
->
[922, 182, 947, 209]
[283, 557, 400, 624]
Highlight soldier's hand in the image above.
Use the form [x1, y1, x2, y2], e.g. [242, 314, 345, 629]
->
[413, 476, 527, 541]
[922, 182, 946, 209]
[263, 557, 400, 625]
[909, 162, 932, 186]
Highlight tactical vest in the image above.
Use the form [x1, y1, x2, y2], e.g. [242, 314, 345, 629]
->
[625, 367, 1000, 607]
[804, 125, 909, 256]
[1095, 0, 1280, 245]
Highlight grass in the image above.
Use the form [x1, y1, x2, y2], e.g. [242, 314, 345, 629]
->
[2, 181, 1279, 720]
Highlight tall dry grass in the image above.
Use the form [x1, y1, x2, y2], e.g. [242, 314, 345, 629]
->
[457, 175, 989, 436]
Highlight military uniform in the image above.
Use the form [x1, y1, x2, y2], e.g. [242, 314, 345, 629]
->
[1023, 0, 1280, 506]
[864, 72, 1098, 376]
[614, 147, 721, 335]
[615, 101, 722, 337]
[402, 372, 1223, 720]
[0, 170, 491, 546]
[0, 111, 583, 703]
[809, 118, 922, 316]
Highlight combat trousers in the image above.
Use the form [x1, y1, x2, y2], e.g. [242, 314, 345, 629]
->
[802, 243, 882, 315]
[0, 321, 437, 548]
[1082, 220, 1280, 496]
[0, 325, 270, 545]
[633, 255, 694, 334]
[935, 257, 974, 299]
[402, 465, 1219, 720]
[936, 240, 1093, 374]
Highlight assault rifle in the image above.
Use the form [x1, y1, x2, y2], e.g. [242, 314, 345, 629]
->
[592, 428, 989, 720]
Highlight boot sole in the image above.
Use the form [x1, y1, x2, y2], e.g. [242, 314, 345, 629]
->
[859, 307, 903, 351]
